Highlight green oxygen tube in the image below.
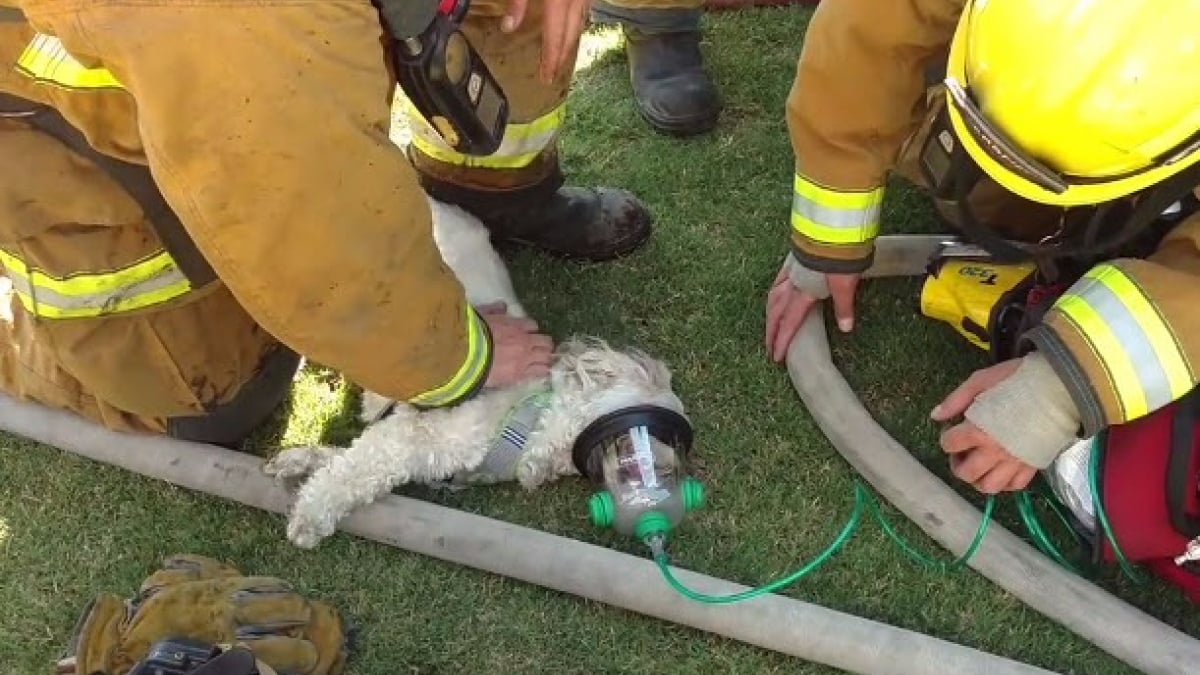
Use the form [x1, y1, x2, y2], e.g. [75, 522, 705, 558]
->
[571, 406, 995, 605]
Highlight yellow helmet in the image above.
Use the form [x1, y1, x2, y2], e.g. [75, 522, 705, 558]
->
[944, 0, 1200, 208]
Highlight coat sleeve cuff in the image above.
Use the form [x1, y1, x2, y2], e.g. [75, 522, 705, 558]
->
[790, 235, 875, 275]
[1020, 324, 1108, 438]
[406, 306, 493, 409]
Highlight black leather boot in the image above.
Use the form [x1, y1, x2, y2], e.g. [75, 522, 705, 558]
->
[625, 26, 721, 136]
[419, 168, 654, 263]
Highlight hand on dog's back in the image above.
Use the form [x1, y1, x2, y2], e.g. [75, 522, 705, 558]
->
[478, 302, 554, 388]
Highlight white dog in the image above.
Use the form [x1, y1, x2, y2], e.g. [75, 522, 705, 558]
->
[264, 197, 691, 549]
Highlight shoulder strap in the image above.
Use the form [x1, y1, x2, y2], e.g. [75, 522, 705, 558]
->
[0, 91, 217, 287]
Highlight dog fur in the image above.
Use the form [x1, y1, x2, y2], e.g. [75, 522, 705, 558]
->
[264, 197, 687, 549]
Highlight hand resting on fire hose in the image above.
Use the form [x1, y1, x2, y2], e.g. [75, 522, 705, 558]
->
[766, 253, 1084, 494]
[57, 554, 350, 675]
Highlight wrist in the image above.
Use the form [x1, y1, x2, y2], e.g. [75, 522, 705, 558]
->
[784, 253, 830, 299]
[964, 351, 1083, 469]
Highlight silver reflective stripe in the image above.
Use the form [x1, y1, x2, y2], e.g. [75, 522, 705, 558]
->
[792, 193, 882, 230]
[7, 263, 188, 314]
[1069, 274, 1175, 411]
[490, 128, 558, 159]
[409, 119, 559, 165]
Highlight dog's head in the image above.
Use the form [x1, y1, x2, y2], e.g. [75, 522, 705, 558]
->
[548, 336, 683, 414]
[516, 336, 688, 488]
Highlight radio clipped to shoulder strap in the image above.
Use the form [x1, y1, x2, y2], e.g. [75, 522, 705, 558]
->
[375, 0, 509, 156]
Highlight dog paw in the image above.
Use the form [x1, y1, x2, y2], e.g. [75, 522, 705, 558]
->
[264, 447, 331, 481]
[285, 513, 334, 549]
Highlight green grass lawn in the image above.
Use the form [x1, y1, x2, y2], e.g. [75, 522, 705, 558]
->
[4, 8, 1200, 675]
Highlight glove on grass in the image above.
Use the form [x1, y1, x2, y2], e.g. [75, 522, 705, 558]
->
[65, 554, 349, 675]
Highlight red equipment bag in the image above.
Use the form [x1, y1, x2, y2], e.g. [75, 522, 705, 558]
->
[1096, 388, 1200, 601]
[1005, 275, 1200, 601]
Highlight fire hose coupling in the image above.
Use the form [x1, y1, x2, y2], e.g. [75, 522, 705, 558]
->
[375, 0, 510, 156]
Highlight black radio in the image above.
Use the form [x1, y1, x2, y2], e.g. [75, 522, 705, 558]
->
[377, 0, 510, 156]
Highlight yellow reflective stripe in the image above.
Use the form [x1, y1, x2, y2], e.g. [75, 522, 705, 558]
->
[408, 306, 491, 407]
[15, 33, 122, 90]
[0, 249, 192, 319]
[1052, 264, 1193, 419]
[790, 174, 884, 245]
[406, 100, 564, 169]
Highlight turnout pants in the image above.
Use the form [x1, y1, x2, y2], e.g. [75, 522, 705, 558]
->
[0, 15, 304, 442]
[0, 103, 293, 442]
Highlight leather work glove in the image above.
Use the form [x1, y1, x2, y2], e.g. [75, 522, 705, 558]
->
[60, 554, 350, 675]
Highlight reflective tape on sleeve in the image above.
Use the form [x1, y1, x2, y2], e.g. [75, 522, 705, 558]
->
[790, 173, 884, 245]
[1051, 264, 1194, 420]
[0, 249, 191, 319]
[16, 33, 123, 90]
[407, 305, 491, 407]
[405, 100, 564, 169]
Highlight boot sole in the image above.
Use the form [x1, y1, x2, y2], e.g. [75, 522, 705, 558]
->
[638, 106, 721, 137]
[491, 227, 653, 264]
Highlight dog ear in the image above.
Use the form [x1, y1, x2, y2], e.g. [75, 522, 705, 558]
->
[552, 336, 674, 391]
[552, 336, 617, 389]
[626, 348, 673, 391]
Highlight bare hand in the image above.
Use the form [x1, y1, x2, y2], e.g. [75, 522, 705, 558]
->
[765, 264, 860, 362]
[476, 302, 554, 388]
[502, 0, 591, 83]
[931, 360, 1038, 494]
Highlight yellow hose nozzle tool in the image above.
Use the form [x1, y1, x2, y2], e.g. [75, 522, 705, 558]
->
[920, 258, 1036, 352]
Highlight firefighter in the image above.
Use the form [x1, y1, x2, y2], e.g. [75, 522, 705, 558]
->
[765, 0, 1200, 495]
[590, 0, 722, 136]
[0, 0, 645, 446]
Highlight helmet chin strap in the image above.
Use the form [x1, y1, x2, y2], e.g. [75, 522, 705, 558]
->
[951, 152, 1200, 265]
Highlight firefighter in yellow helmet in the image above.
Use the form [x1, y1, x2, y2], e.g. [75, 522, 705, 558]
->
[0, 0, 639, 446]
[767, 0, 1200, 494]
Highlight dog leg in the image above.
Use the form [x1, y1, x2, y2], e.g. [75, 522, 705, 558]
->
[429, 196, 527, 318]
[358, 389, 396, 424]
[282, 409, 490, 548]
[263, 445, 342, 482]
